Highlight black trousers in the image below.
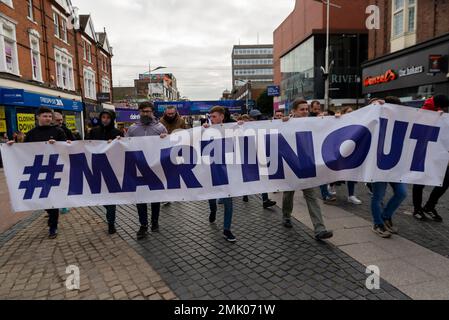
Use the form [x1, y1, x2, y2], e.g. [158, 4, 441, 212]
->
[413, 167, 449, 210]
[46, 209, 59, 231]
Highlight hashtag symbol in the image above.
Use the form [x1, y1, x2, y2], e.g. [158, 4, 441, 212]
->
[19, 155, 64, 200]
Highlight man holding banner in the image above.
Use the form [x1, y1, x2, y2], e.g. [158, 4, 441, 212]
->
[281, 99, 334, 241]
[6, 107, 69, 239]
[125, 102, 168, 240]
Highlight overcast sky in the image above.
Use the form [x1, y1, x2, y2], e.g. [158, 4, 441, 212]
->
[72, 0, 295, 100]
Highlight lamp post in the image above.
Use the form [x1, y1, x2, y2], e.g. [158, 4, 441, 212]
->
[314, 0, 341, 112]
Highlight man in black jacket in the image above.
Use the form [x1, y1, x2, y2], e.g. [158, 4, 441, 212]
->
[53, 111, 75, 141]
[86, 110, 123, 234]
[7, 107, 69, 239]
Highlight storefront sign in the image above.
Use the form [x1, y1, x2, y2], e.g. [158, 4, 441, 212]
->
[97, 92, 111, 103]
[364, 69, 397, 87]
[116, 109, 141, 123]
[17, 113, 36, 134]
[267, 86, 281, 97]
[398, 66, 424, 77]
[429, 55, 443, 73]
[65, 115, 77, 131]
[0, 120, 6, 133]
[1, 88, 82, 112]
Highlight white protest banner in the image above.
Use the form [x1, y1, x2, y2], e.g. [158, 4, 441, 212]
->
[1, 104, 449, 213]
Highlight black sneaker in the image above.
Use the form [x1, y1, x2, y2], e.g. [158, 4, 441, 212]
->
[423, 207, 443, 222]
[315, 230, 333, 241]
[372, 224, 392, 238]
[263, 200, 276, 209]
[137, 226, 149, 240]
[48, 229, 58, 239]
[242, 196, 249, 202]
[223, 230, 236, 242]
[108, 224, 117, 235]
[209, 212, 217, 223]
[383, 219, 398, 234]
[151, 223, 159, 232]
[283, 219, 293, 229]
[413, 208, 428, 221]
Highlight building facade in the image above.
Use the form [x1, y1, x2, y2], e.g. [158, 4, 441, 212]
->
[273, 0, 369, 111]
[0, 0, 113, 138]
[362, 0, 449, 104]
[232, 44, 274, 89]
[134, 73, 179, 102]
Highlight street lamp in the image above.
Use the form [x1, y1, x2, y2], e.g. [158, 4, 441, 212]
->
[235, 79, 252, 112]
[313, 0, 341, 112]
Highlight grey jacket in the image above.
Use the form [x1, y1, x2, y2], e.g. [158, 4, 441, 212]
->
[126, 119, 168, 137]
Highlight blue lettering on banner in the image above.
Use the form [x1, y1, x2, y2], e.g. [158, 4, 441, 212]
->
[377, 118, 409, 170]
[240, 136, 260, 183]
[68, 154, 122, 195]
[267, 133, 317, 180]
[122, 151, 165, 192]
[322, 125, 372, 171]
[409, 124, 440, 172]
[161, 147, 202, 190]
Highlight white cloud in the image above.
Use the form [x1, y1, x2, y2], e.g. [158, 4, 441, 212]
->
[72, 0, 295, 100]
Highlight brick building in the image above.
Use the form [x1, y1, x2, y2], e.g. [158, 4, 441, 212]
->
[362, 0, 449, 103]
[273, 0, 369, 111]
[0, 0, 113, 138]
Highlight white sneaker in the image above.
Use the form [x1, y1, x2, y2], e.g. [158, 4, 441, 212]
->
[348, 196, 362, 205]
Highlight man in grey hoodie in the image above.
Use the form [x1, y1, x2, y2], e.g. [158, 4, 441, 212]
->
[126, 101, 168, 240]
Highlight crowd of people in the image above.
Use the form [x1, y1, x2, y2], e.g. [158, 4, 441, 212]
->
[3, 94, 449, 243]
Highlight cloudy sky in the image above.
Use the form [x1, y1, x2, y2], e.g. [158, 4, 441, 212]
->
[72, 0, 295, 100]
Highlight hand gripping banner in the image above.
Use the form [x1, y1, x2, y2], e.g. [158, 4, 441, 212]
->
[2, 104, 449, 212]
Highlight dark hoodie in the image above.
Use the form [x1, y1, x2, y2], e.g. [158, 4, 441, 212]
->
[86, 110, 123, 141]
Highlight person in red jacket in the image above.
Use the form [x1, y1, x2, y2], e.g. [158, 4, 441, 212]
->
[413, 95, 449, 222]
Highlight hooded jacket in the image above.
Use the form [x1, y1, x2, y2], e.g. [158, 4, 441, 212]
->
[160, 113, 187, 134]
[86, 110, 123, 141]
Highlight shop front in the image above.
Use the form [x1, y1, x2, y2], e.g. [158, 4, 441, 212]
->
[0, 87, 83, 139]
[362, 33, 449, 107]
[115, 108, 140, 134]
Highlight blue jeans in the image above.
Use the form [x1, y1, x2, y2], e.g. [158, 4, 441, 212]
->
[347, 181, 356, 197]
[371, 182, 407, 226]
[320, 185, 331, 199]
[136, 203, 161, 227]
[209, 198, 233, 231]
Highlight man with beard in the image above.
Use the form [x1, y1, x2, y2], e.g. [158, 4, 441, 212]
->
[126, 102, 168, 240]
[86, 110, 124, 235]
[53, 111, 76, 141]
[160, 106, 187, 134]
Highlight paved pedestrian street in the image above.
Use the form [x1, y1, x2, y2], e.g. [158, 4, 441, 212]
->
[1, 172, 449, 300]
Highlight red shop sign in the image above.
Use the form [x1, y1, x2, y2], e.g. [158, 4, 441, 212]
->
[364, 69, 397, 87]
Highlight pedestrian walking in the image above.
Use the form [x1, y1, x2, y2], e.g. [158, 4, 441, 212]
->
[413, 95, 449, 222]
[126, 102, 168, 240]
[281, 99, 333, 241]
[86, 109, 124, 234]
[6, 107, 69, 239]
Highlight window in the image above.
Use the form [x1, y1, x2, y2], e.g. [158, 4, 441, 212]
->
[27, 0, 34, 21]
[83, 41, 92, 63]
[29, 35, 42, 81]
[60, 19, 67, 42]
[392, 0, 417, 37]
[55, 49, 74, 90]
[0, 17, 20, 75]
[83, 40, 86, 60]
[83, 68, 96, 99]
[234, 69, 273, 76]
[102, 77, 110, 93]
[53, 12, 59, 38]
